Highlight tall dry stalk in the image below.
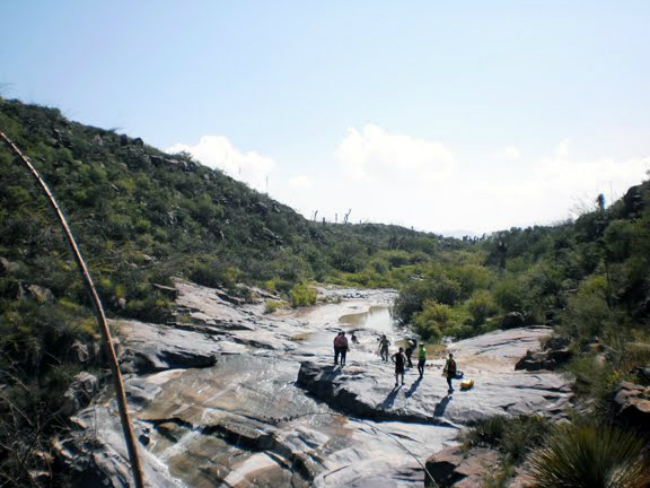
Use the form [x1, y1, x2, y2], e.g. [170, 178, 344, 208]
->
[0, 130, 145, 488]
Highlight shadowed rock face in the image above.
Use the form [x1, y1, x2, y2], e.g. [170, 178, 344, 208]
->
[57, 281, 571, 487]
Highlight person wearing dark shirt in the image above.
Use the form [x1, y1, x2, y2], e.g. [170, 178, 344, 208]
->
[443, 352, 457, 393]
[417, 344, 427, 378]
[339, 332, 349, 366]
[392, 347, 406, 386]
[378, 334, 390, 362]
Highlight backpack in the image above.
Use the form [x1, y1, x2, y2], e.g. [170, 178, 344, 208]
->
[447, 359, 457, 375]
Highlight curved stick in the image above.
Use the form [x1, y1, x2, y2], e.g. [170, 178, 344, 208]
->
[0, 130, 145, 488]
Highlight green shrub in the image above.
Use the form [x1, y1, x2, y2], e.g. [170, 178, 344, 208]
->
[461, 415, 551, 463]
[412, 300, 473, 341]
[493, 276, 527, 313]
[467, 289, 498, 326]
[290, 284, 317, 308]
[530, 424, 650, 488]
[264, 300, 283, 314]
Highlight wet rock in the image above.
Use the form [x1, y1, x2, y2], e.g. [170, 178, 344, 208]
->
[501, 312, 525, 330]
[65, 283, 571, 487]
[62, 372, 98, 416]
[613, 381, 650, 430]
[54, 406, 181, 488]
[425, 446, 499, 487]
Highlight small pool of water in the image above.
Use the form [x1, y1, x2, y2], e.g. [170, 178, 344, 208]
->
[338, 305, 396, 334]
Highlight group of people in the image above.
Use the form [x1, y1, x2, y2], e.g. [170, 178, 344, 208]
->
[335, 332, 459, 393]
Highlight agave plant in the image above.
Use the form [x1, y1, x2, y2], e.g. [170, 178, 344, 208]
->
[530, 423, 650, 488]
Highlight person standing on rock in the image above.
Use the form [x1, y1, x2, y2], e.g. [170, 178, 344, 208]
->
[334, 332, 343, 365]
[392, 347, 406, 386]
[378, 334, 390, 362]
[417, 344, 427, 378]
[405, 339, 416, 368]
[339, 332, 349, 366]
[443, 353, 457, 393]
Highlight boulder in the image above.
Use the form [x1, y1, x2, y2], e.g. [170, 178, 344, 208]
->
[635, 366, 650, 385]
[0, 256, 20, 274]
[501, 312, 525, 330]
[542, 337, 570, 351]
[613, 381, 650, 430]
[515, 347, 573, 371]
[153, 283, 178, 300]
[61, 372, 98, 417]
[27, 284, 54, 303]
[425, 446, 499, 487]
[70, 340, 91, 364]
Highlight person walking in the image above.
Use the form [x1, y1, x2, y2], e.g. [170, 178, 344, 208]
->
[443, 352, 457, 393]
[417, 344, 427, 378]
[378, 334, 390, 362]
[405, 339, 415, 368]
[333, 332, 343, 365]
[392, 347, 406, 387]
[339, 332, 349, 366]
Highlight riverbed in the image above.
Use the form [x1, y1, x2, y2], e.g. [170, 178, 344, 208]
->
[56, 281, 572, 487]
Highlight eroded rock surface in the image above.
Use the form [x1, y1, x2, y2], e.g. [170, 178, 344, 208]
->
[58, 281, 571, 487]
[297, 327, 572, 427]
[613, 380, 650, 430]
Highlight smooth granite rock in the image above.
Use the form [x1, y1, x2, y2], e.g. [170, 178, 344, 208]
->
[57, 281, 571, 487]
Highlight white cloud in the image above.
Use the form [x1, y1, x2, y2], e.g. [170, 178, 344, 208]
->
[556, 138, 570, 158]
[287, 175, 313, 189]
[533, 149, 650, 218]
[166, 135, 275, 191]
[336, 124, 455, 183]
[166, 131, 649, 236]
[497, 146, 521, 160]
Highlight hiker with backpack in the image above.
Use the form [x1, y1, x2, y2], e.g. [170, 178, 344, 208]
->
[333, 332, 343, 365]
[339, 331, 349, 366]
[405, 339, 416, 368]
[443, 352, 457, 393]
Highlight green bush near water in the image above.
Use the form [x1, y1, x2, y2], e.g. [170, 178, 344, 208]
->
[290, 284, 317, 308]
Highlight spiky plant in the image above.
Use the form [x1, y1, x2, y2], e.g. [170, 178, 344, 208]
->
[530, 424, 650, 488]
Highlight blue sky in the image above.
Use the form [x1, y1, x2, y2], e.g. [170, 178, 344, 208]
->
[2, 1, 649, 234]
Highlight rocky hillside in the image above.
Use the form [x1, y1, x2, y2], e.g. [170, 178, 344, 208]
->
[0, 98, 460, 486]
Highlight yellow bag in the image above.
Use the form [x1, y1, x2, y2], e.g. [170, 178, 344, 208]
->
[460, 379, 474, 390]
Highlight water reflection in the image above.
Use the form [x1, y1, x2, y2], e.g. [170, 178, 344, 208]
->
[338, 305, 395, 334]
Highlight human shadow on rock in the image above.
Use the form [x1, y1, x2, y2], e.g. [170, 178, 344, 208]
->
[405, 377, 422, 398]
[378, 386, 401, 410]
[433, 395, 452, 418]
